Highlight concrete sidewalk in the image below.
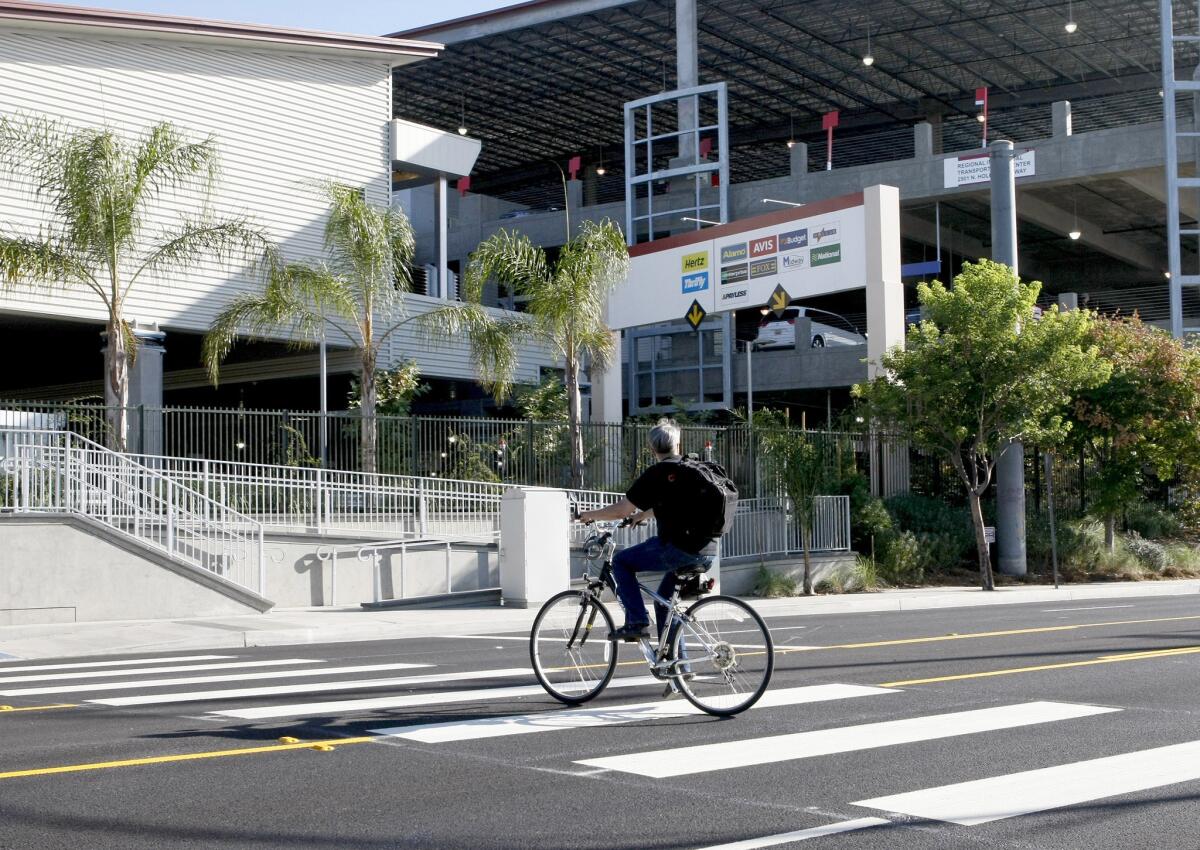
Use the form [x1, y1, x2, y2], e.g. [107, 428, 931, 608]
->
[1, 578, 1198, 661]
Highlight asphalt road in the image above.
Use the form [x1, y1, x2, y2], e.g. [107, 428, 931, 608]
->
[1, 593, 1199, 849]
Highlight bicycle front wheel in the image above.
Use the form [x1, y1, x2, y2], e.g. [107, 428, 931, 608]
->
[530, 590, 618, 705]
[671, 595, 773, 716]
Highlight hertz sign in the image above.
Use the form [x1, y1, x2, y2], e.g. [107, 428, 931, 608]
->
[681, 251, 709, 273]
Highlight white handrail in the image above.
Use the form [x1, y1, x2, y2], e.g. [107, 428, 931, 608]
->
[1, 429, 266, 596]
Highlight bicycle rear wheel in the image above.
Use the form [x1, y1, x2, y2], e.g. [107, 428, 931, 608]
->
[671, 595, 773, 716]
[530, 590, 618, 705]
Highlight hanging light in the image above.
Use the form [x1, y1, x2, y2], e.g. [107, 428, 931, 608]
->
[976, 112, 987, 123]
[1069, 228, 1082, 240]
[1065, 0, 1078, 32]
[457, 96, 468, 136]
[786, 116, 796, 149]
[1069, 194, 1081, 240]
[862, 23, 874, 66]
[596, 151, 606, 176]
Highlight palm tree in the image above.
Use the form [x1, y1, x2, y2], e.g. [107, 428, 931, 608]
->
[455, 219, 629, 488]
[203, 182, 500, 475]
[0, 117, 275, 451]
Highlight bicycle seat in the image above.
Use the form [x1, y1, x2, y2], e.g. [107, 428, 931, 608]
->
[674, 557, 713, 577]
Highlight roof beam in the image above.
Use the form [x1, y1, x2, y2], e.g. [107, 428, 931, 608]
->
[1017, 193, 1161, 270]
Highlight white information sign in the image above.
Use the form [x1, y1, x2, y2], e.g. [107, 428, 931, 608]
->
[943, 151, 1035, 189]
[610, 193, 869, 330]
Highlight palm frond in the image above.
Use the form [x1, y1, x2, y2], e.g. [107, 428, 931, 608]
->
[462, 229, 550, 304]
[132, 123, 220, 208]
[130, 218, 277, 293]
[417, 303, 528, 401]
[0, 233, 106, 304]
[201, 281, 325, 385]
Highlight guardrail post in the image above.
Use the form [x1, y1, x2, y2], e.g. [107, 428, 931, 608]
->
[315, 467, 324, 533]
[258, 526, 266, 596]
[202, 458, 211, 525]
[373, 552, 383, 603]
[166, 479, 176, 556]
[418, 479, 429, 537]
[445, 540, 453, 594]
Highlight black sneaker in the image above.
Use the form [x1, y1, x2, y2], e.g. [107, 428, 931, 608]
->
[610, 623, 651, 642]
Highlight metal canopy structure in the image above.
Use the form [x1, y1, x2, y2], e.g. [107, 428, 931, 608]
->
[392, 0, 1183, 204]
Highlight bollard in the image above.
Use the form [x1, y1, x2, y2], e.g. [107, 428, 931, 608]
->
[499, 488, 569, 608]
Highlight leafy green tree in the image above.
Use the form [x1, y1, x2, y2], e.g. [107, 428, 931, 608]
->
[349, 361, 427, 417]
[1065, 315, 1200, 549]
[752, 408, 837, 595]
[446, 219, 629, 488]
[854, 260, 1106, 590]
[205, 183, 446, 474]
[0, 117, 274, 451]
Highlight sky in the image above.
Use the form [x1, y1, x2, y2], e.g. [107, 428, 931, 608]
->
[54, 1, 530, 35]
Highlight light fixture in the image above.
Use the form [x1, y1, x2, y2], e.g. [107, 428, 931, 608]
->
[1166, 271, 1173, 280]
[1069, 229, 1082, 240]
[976, 112, 987, 123]
[457, 96, 468, 136]
[681, 215, 720, 226]
[1064, 0, 1077, 32]
[1069, 193, 1081, 240]
[759, 307, 770, 316]
[596, 150, 606, 176]
[862, 22, 874, 66]
[1064, 19, 1077, 33]
[762, 198, 804, 207]
[786, 117, 796, 149]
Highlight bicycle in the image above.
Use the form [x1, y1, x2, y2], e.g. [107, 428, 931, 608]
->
[529, 519, 774, 717]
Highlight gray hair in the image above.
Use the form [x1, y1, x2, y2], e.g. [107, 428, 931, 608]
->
[648, 418, 681, 456]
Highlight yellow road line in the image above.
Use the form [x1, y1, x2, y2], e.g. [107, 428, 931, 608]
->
[0, 704, 76, 714]
[878, 645, 1200, 688]
[0, 736, 373, 781]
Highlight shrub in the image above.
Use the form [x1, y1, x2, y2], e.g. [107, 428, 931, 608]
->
[1123, 504, 1181, 541]
[879, 531, 925, 584]
[1123, 533, 1170, 572]
[752, 564, 797, 598]
[851, 555, 881, 590]
[1163, 544, 1200, 577]
[883, 494, 974, 571]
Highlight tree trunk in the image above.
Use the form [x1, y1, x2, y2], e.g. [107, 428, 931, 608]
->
[360, 349, 378, 475]
[566, 355, 584, 489]
[1104, 514, 1116, 553]
[968, 489, 995, 591]
[104, 317, 129, 453]
[800, 510, 814, 595]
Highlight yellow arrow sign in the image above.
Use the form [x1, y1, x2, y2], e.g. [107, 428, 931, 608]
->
[685, 299, 707, 330]
[769, 284, 791, 317]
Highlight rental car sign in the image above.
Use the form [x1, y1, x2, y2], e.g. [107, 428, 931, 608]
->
[609, 190, 869, 329]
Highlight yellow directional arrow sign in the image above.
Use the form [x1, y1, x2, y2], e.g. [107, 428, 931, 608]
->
[685, 299, 707, 331]
[768, 284, 791, 318]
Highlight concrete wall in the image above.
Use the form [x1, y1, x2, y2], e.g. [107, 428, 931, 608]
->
[0, 516, 266, 625]
[262, 533, 498, 608]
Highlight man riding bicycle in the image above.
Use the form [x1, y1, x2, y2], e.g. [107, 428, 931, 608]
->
[576, 419, 718, 641]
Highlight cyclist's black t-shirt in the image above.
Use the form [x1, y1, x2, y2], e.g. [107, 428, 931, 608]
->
[626, 457, 717, 556]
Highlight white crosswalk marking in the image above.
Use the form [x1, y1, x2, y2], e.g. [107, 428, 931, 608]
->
[856, 739, 1200, 826]
[93, 666, 534, 707]
[373, 684, 898, 743]
[1, 662, 433, 697]
[576, 701, 1121, 778]
[211, 675, 663, 720]
[0, 655, 233, 673]
[692, 817, 890, 849]
[0, 658, 321, 685]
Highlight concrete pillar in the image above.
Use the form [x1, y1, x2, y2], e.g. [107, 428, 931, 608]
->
[788, 141, 809, 177]
[127, 327, 165, 456]
[434, 175, 449, 300]
[567, 178, 583, 217]
[1052, 101, 1073, 138]
[865, 185, 904, 378]
[499, 487, 570, 608]
[676, 0, 699, 156]
[914, 122, 934, 157]
[990, 140, 1027, 577]
[927, 113, 944, 155]
[589, 331, 623, 423]
[794, 315, 812, 348]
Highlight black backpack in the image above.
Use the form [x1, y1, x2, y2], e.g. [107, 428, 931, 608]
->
[670, 456, 739, 540]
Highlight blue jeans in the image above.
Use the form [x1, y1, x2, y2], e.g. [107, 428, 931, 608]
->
[610, 536, 709, 632]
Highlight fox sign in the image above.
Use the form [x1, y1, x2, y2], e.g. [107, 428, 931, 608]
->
[609, 190, 874, 330]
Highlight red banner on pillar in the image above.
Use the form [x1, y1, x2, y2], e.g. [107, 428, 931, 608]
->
[568, 155, 581, 180]
[822, 110, 839, 170]
[699, 137, 713, 159]
[456, 176, 471, 197]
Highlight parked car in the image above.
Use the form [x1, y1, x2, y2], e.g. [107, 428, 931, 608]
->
[755, 307, 866, 349]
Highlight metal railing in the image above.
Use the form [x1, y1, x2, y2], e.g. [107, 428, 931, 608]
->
[1, 429, 266, 596]
[127, 453, 511, 539]
[315, 533, 501, 606]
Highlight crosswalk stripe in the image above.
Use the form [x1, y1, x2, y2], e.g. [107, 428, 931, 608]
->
[92, 666, 534, 707]
[855, 739, 1200, 826]
[372, 684, 898, 743]
[0, 658, 321, 685]
[1, 662, 433, 697]
[575, 701, 1121, 778]
[0, 655, 233, 674]
[210, 675, 663, 720]
[692, 817, 890, 850]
